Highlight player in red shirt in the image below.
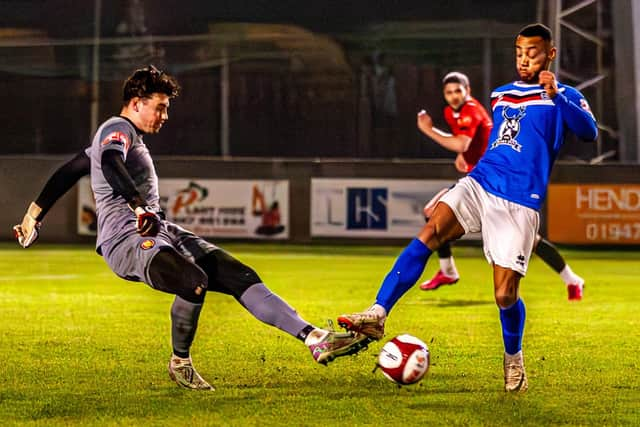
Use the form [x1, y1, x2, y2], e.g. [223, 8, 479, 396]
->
[416, 72, 584, 300]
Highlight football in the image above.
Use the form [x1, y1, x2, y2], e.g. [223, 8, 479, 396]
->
[377, 334, 430, 385]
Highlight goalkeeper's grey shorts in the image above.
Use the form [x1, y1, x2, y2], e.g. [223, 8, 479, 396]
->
[99, 220, 218, 287]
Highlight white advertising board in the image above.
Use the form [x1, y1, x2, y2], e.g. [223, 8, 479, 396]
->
[78, 178, 289, 239]
[311, 178, 460, 238]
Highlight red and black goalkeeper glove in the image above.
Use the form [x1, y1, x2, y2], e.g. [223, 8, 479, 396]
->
[134, 206, 162, 237]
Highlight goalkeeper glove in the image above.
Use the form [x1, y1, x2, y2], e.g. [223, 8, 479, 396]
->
[13, 202, 43, 248]
[134, 206, 162, 237]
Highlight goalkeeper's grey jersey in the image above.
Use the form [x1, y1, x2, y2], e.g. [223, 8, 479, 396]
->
[89, 116, 160, 253]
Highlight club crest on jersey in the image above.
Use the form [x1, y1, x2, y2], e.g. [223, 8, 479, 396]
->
[140, 239, 156, 250]
[491, 106, 526, 152]
[458, 116, 472, 127]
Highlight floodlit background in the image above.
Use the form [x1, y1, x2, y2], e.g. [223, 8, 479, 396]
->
[0, 2, 639, 425]
[0, 0, 624, 160]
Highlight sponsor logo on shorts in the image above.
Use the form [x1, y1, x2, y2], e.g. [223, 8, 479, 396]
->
[516, 254, 526, 267]
[140, 239, 156, 250]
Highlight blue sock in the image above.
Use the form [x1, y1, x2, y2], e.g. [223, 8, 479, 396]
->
[375, 238, 432, 313]
[499, 299, 526, 355]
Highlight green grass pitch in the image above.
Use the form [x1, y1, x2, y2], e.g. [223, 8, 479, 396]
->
[0, 243, 638, 426]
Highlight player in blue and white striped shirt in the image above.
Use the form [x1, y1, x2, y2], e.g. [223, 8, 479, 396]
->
[339, 23, 597, 392]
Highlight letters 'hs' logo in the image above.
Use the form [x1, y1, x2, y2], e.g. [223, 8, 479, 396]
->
[346, 188, 387, 230]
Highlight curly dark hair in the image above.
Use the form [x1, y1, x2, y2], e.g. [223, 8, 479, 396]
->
[122, 64, 180, 103]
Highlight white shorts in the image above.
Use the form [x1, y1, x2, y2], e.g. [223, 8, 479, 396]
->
[423, 187, 450, 218]
[439, 176, 539, 275]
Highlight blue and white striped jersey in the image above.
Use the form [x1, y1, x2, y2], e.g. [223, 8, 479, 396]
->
[469, 81, 597, 210]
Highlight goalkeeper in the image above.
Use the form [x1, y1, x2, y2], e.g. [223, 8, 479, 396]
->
[13, 65, 370, 390]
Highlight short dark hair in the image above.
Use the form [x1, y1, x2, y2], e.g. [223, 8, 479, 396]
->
[517, 23, 553, 42]
[122, 65, 180, 103]
[442, 71, 469, 88]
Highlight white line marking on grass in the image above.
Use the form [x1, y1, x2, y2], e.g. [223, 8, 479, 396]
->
[238, 253, 390, 260]
[0, 274, 80, 281]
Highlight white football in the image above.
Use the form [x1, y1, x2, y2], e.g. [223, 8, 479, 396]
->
[377, 334, 430, 385]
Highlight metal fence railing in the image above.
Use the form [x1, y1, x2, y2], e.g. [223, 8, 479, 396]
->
[0, 19, 618, 162]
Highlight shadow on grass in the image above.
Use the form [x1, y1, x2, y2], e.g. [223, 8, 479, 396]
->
[408, 299, 494, 308]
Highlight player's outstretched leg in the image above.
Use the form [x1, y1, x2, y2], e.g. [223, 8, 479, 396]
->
[419, 241, 460, 291]
[195, 250, 372, 365]
[337, 305, 387, 340]
[304, 328, 374, 365]
[339, 238, 432, 339]
[534, 236, 584, 300]
[239, 282, 372, 365]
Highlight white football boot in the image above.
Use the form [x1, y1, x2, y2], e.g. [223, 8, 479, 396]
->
[337, 308, 386, 340]
[168, 355, 214, 390]
[504, 351, 528, 392]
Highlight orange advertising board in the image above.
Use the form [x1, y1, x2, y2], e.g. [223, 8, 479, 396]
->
[547, 184, 640, 244]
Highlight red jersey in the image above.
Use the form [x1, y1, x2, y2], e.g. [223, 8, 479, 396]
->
[443, 97, 493, 172]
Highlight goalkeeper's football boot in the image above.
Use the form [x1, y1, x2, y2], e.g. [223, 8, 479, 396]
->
[337, 310, 385, 340]
[307, 329, 373, 365]
[567, 281, 584, 301]
[419, 269, 459, 291]
[168, 355, 214, 390]
[503, 351, 528, 392]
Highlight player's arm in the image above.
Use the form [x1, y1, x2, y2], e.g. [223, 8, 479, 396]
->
[555, 92, 598, 141]
[539, 70, 598, 141]
[454, 153, 469, 173]
[417, 110, 472, 153]
[13, 150, 91, 248]
[101, 149, 161, 236]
